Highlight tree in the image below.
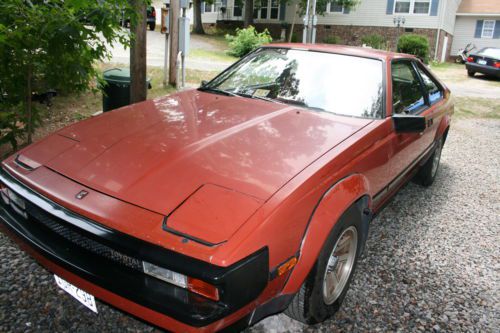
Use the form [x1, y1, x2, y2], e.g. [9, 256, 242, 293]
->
[130, 0, 147, 103]
[244, 0, 254, 28]
[193, 0, 205, 34]
[0, 0, 141, 150]
[193, 0, 215, 35]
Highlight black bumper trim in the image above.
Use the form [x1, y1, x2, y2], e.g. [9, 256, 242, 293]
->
[0, 168, 269, 327]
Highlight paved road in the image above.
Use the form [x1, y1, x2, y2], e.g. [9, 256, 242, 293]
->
[107, 30, 232, 71]
[431, 65, 500, 99]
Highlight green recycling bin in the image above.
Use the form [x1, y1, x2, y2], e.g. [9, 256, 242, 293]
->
[102, 68, 151, 112]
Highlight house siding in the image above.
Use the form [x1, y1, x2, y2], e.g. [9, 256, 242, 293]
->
[451, 16, 500, 55]
[440, 0, 461, 34]
[285, 0, 442, 30]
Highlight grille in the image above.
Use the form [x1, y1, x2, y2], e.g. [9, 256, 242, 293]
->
[25, 203, 143, 271]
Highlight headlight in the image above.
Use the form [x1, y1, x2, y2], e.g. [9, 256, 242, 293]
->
[143, 261, 219, 301]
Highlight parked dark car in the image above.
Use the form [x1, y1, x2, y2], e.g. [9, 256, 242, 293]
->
[466, 47, 500, 78]
[121, 6, 156, 31]
[146, 6, 156, 31]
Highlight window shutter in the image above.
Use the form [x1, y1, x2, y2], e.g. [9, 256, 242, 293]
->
[474, 20, 484, 38]
[430, 0, 439, 16]
[279, 1, 286, 20]
[494, 21, 500, 39]
[386, 0, 395, 14]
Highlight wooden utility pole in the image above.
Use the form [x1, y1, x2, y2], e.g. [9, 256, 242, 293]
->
[169, 0, 180, 86]
[130, 0, 147, 103]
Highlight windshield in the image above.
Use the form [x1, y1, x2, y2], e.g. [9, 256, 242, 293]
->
[205, 48, 384, 118]
[477, 48, 500, 59]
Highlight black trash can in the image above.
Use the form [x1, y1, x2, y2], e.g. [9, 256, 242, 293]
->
[102, 68, 151, 112]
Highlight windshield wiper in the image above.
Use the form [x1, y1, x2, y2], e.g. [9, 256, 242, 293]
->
[275, 97, 327, 112]
[198, 86, 238, 97]
[233, 92, 281, 104]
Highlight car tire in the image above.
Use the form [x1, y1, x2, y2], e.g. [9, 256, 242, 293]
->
[413, 138, 443, 187]
[467, 70, 475, 77]
[149, 22, 156, 31]
[284, 205, 364, 324]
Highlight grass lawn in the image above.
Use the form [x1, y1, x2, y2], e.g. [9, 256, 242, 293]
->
[453, 96, 500, 119]
[188, 49, 238, 63]
[1, 65, 221, 158]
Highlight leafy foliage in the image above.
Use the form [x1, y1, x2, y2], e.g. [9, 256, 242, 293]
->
[0, 0, 142, 151]
[361, 34, 386, 50]
[323, 35, 342, 44]
[225, 26, 272, 57]
[397, 34, 430, 63]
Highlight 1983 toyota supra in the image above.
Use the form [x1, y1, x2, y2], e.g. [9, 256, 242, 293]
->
[0, 44, 453, 332]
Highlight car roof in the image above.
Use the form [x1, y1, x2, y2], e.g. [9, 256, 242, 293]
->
[263, 43, 416, 62]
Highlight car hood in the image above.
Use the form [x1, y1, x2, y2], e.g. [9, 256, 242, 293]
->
[15, 90, 371, 241]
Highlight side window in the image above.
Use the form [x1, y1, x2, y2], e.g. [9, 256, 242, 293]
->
[414, 64, 443, 105]
[391, 61, 426, 114]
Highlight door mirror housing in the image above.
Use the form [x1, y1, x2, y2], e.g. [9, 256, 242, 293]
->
[393, 114, 426, 133]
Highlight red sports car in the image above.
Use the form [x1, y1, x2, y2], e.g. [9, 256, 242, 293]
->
[0, 44, 453, 332]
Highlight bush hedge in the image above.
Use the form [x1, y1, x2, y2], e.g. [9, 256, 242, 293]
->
[225, 26, 272, 58]
[361, 34, 386, 50]
[323, 35, 342, 44]
[397, 34, 430, 62]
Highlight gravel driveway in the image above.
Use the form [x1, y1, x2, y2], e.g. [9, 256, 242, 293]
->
[1, 117, 498, 333]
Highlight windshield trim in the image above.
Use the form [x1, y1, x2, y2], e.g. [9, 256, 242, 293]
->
[200, 47, 387, 119]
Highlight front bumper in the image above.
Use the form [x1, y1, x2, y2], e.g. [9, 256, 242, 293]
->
[466, 63, 500, 77]
[0, 169, 269, 330]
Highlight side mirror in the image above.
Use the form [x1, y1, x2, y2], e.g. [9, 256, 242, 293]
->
[200, 80, 208, 87]
[393, 114, 426, 133]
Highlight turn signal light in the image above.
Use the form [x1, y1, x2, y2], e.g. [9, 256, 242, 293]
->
[467, 56, 474, 62]
[494, 62, 500, 69]
[188, 277, 220, 301]
[277, 256, 298, 276]
[143, 261, 219, 301]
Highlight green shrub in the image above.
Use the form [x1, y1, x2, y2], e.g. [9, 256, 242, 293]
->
[361, 34, 386, 50]
[397, 34, 430, 63]
[323, 35, 342, 44]
[225, 26, 272, 57]
[290, 33, 299, 43]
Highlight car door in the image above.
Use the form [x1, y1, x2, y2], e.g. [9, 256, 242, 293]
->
[387, 59, 443, 185]
[412, 61, 445, 153]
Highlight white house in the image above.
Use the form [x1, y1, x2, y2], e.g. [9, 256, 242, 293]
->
[201, 0, 500, 61]
[451, 0, 500, 56]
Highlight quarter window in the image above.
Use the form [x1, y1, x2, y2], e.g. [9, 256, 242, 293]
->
[481, 20, 495, 39]
[414, 64, 443, 105]
[391, 62, 426, 114]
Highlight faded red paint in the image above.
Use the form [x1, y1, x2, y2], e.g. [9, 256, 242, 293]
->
[1, 44, 453, 332]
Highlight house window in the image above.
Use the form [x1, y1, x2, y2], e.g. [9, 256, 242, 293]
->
[329, 1, 344, 13]
[413, 0, 430, 14]
[394, 0, 411, 14]
[253, 0, 279, 20]
[394, 0, 431, 15]
[203, 2, 213, 13]
[482, 20, 495, 38]
[234, 5, 242, 17]
[270, 0, 279, 19]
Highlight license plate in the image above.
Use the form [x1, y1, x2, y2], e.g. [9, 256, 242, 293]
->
[54, 275, 98, 313]
[477, 59, 487, 65]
